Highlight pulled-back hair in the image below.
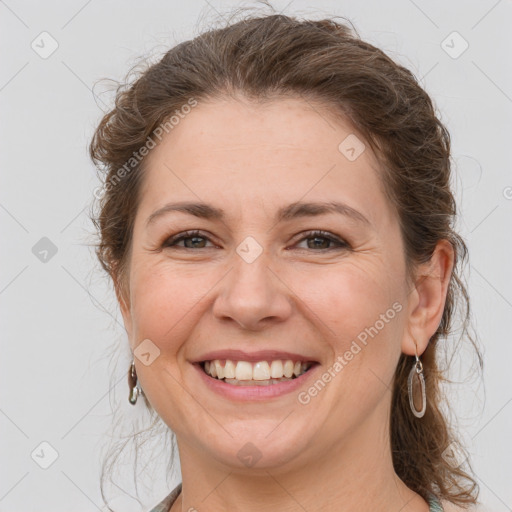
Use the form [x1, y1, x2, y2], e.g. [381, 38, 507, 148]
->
[89, 6, 483, 509]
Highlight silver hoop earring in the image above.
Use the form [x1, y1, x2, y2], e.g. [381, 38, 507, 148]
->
[407, 344, 426, 418]
[128, 360, 143, 405]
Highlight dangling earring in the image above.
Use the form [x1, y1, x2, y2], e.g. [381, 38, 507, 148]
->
[128, 360, 143, 405]
[407, 343, 426, 418]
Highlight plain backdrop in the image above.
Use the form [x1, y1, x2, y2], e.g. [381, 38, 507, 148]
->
[1, 0, 511, 510]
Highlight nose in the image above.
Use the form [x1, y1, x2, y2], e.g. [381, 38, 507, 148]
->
[212, 251, 292, 331]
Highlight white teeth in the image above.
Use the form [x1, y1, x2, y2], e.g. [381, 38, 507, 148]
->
[270, 360, 283, 378]
[203, 359, 313, 381]
[223, 360, 236, 379]
[283, 360, 294, 378]
[253, 361, 270, 380]
[235, 361, 253, 380]
[214, 360, 224, 379]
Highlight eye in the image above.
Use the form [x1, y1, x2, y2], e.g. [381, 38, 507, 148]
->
[162, 230, 215, 249]
[294, 230, 349, 251]
[162, 229, 349, 251]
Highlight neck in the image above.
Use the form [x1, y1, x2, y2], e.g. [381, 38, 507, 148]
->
[172, 403, 429, 512]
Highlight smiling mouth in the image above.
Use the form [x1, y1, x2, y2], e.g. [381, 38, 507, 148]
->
[199, 360, 318, 386]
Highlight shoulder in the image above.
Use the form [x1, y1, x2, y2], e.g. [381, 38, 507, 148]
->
[148, 482, 182, 512]
[440, 500, 481, 512]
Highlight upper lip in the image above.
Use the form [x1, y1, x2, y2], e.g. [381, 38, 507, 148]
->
[191, 349, 320, 364]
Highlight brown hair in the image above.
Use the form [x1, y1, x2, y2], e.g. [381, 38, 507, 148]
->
[89, 5, 483, 509]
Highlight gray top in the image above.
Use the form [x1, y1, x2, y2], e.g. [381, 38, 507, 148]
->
[148, 483, 445, 511]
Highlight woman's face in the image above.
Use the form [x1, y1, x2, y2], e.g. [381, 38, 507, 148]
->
[119, 96, 416, 471]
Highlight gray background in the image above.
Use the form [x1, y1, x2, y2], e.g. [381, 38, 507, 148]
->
[1, 0, 511, 510]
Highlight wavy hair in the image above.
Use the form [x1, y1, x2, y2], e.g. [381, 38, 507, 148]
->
[89, 4, 483, 509]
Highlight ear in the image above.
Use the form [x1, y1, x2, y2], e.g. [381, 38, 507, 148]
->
[402, 239, 455, 356]
[113, 272, 134, 343]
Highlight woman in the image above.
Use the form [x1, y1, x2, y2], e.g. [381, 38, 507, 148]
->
[89, 9, 482, 512]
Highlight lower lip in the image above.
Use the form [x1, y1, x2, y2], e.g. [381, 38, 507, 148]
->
[193, 362, 320, 401]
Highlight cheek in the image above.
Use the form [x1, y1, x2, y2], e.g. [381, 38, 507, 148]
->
[128, 261, 211, 350]
[292, 259, 402, 347]
[298, 262, 404, 413]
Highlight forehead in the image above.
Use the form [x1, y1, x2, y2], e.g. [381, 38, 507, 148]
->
[137, 96, 394, 229]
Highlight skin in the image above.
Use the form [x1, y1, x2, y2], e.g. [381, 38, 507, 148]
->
[116, 95, 455, 512]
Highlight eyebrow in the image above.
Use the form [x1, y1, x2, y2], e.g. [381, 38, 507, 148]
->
[146, 200, 372, 228]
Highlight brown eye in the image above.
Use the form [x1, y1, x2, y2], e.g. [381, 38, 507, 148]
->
[163, 230, 213, 249]
[295, 231, 349, 251]
[162, 230, 349, 252]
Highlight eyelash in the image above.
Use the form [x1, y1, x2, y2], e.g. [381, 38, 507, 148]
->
[162, 230, 349, 252]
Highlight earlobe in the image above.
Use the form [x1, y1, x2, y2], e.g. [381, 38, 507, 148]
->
[402, 239, 455, 356]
